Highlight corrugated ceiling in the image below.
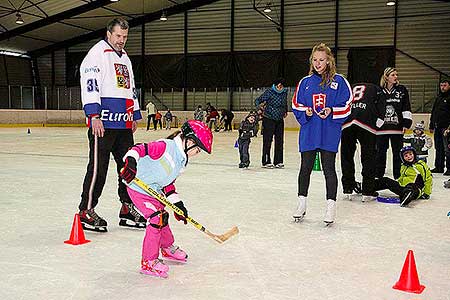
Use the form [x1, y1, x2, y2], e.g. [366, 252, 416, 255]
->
[0, 0, 190, 53]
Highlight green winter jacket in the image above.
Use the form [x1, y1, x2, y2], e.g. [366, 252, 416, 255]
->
[398, 160, 432, 197]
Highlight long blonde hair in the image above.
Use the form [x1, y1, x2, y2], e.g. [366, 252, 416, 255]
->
[308, 43, 337, 87]
[380, 67, 399, 88]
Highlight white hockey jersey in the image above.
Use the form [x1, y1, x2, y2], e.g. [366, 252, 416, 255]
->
[80, 39, 142, 129]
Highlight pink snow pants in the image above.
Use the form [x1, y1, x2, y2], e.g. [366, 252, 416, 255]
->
[127, 187, 174, 261]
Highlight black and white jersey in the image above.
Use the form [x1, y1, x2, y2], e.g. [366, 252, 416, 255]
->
[378, 84, 412, 135]
[342, 83, 385, 134]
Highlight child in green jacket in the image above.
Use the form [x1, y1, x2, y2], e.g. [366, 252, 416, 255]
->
[375, 146, 432, 207]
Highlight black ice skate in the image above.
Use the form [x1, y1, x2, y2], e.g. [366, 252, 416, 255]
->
[119, 203, 146, 228]
[400, 190, 414, 207]
[342, 188, 353, 201]
[79, 208, 108, 232]
[362, 192, 379, 203]
[444, 180, 450, 189]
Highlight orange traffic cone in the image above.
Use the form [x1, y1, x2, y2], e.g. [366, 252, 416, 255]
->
[393, 250, 425, 294]
[64, 213, 91, 245]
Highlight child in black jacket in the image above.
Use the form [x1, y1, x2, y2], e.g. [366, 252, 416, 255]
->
[238, 112, 257, 168]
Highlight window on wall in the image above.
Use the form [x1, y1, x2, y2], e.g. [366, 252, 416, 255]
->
[186, 53, 231, 88]
[144, 54, 185, 89]
[66, 52, 86, 87]
[347, 47, 395, 85]
[4, 56, 33, 85]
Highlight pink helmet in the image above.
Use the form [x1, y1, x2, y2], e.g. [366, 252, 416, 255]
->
[181, 120, 213, 154]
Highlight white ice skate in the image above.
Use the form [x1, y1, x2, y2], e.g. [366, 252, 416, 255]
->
[324, 199, 336, 226]
[293, 196, 307, 222]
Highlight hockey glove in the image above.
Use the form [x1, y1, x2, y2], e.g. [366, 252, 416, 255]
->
[173, 201, 188, 224]
[120, 156, 137, 184]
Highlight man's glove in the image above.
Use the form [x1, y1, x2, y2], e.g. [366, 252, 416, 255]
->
[120, 157, 137, 183]
[173, 201, 188, 224]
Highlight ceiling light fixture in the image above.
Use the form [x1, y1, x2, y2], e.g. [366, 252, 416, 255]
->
[110, 0, 120, 2]
[0, 50, 30, 58]
[386, 1, 395, 6]
[160, 10, 167, 21]
[15, 12, 24, 25]
[263, 3, 272, 13]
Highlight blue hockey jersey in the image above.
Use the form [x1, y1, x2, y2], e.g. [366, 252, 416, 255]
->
[292, 73, 352, 153]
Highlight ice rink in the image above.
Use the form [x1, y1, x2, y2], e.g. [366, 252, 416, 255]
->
[1, 126, 449, 300]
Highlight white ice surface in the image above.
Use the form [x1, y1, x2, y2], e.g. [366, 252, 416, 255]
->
[0, 127, 449, 300]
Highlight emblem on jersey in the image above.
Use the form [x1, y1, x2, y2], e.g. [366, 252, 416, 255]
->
[384, 104, 399, 125]
[330, 82, 338, 90]
[114, 63, 130, 89]
[312, 93, 327, 114]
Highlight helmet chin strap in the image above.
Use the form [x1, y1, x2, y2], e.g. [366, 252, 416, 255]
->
[183, 138, 198, 166]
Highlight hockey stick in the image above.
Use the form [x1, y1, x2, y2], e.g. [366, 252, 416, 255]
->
[131, 177, 239, 244]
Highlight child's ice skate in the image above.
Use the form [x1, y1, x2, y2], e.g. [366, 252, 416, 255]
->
[119, 203, 146, 229]
[161, 245, 188, 263]
[140, 258, 169, 278]
[293, 196, 307, 222]
[400, 190, 414, 207]
[79, 208, 108, 232]
[324, 199, 336, 226]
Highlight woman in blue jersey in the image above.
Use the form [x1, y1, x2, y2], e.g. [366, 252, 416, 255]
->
[292, 43, 352, 225]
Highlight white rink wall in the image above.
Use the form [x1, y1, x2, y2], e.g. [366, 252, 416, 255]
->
[0, 110, 433, 131]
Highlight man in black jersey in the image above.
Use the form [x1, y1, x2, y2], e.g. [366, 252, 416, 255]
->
[341, 83, 385, 201]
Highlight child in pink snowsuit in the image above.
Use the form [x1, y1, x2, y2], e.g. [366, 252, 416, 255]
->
[120, 120, 213, 278]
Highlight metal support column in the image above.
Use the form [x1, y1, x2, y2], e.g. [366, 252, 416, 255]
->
[229, 0, 235, 111]
[141, 22, 146, 108]
[393, 0, 398, 66]
[183, 11, 188, 110]
[334, 0, 339, 64]
[279, 0, 285, 78]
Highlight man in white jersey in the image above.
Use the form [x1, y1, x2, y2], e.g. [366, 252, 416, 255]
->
[78, 18, 146, 232]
